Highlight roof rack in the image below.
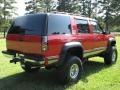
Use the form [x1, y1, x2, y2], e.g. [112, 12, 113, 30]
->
[50, 11, 88, 18]
[50, 11, 68, 14]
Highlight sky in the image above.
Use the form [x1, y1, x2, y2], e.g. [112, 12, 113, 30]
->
[15, 0, 25, 16]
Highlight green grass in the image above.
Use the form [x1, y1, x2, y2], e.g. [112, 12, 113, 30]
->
[0, 37, 120, 90]
[0, 32, 4, 38]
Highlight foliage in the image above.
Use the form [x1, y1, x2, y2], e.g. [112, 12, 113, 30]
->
[0, 0, 17, 19]
[110, 26, 120, 32]
[0, 0, 17, 32]
[110, 0, 120, 16]
[57, 0, 81, 13]
[91, 0, 120, 31]
[57, 0, 99, 17]
[80, 0, 92, 17]
[25, 0, 56, 14]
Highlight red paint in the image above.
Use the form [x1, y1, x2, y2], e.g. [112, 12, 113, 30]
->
[70, 16, 78, 34]
[6, 15, 115, 66]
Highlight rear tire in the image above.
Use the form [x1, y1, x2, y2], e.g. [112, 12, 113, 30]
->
[104, 46, 117, 65]
[57, 56, 83, 84]
[20, 62, 40, 72]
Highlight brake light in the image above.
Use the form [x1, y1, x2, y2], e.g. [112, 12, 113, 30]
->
[41, 36, 48, 51]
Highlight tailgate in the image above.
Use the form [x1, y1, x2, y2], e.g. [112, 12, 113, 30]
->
[6, 14, 47, 55]
[6, 34, 42, 54]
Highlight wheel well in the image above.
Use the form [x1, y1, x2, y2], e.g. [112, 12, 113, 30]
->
[111, 41, 116, 46]
[67, 47, 83, 60]
[106, 40, 116, 53]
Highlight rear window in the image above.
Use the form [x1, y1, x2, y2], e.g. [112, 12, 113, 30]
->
[48, 14, 71, 35]
[8, 14, 47, 35]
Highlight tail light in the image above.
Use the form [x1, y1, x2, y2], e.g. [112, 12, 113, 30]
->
[41, 36, 48, 51]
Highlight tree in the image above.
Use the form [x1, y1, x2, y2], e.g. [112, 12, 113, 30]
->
[57, 0, 81, 13]
[96, 0, 120, 31]
[110, 0, 120, 16]
[25, 0, 56, 14]
[90, 0, 120, 32]
[0, 0, 17, 19]
[0, 0, 17, 37]
[44, 0, 56, 12]
[81, 0, 91, 16]
[57, 0, 95, 17]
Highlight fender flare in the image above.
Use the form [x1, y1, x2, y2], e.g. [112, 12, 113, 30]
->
[58, 42, 83, 65]
[106, 38, 116, 53]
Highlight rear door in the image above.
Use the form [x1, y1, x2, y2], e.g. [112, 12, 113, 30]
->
[74, 18, 95, 52]
[7, 14, 47, 54]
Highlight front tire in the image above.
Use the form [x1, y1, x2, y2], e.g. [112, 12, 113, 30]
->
[104, 46, 117, 65]
[57, 56, 83, 84]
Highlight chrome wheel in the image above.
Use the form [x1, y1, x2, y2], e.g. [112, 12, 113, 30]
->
[70, 64, 79, 79]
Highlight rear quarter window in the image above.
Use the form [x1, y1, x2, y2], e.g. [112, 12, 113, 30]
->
[48, 14, 71, 35]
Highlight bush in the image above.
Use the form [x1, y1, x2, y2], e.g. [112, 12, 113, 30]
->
[110, 26, 120, 32]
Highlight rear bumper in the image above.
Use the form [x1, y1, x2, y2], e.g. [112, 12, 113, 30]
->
[2, 50, 58, 66]
[2, 50, 44, 64]
[2, 50, 15, 58]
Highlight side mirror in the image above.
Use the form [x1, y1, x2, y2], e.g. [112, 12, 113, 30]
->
[102, 29, 110, 34]
[102, 30, 107, 34]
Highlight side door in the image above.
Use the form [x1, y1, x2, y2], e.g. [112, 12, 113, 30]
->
[90, 21, 108, 51]
[74, 18, 95, 57]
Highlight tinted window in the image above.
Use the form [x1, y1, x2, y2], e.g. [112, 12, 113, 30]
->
[48, 14, 71, 35]
[75, 19, 89, 33]
[90, 21, 102, 33]
[8, 14, 46, 35]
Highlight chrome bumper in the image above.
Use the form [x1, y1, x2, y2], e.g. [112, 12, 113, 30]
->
[2, 50, 15, 58]
[25, 58, 44, 65]
[2, 50, 58, 65]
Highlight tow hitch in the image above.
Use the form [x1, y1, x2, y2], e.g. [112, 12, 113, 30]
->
[10, 58, 23, 64]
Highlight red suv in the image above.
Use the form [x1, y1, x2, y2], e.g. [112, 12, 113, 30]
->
[2, 13, 118, 84]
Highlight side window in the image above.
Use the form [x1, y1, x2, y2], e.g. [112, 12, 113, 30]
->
[90, 21, 102, 33]
[48, 15, 71, 35]
[75, 19, 89, 33]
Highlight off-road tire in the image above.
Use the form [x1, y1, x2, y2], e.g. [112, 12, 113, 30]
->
[104, 46, 117, 65]
[57, 56, 83, 84]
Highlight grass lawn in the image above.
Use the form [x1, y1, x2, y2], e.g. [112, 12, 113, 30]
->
[0, 37, 120, 90]
[0, 32, 4, 39]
